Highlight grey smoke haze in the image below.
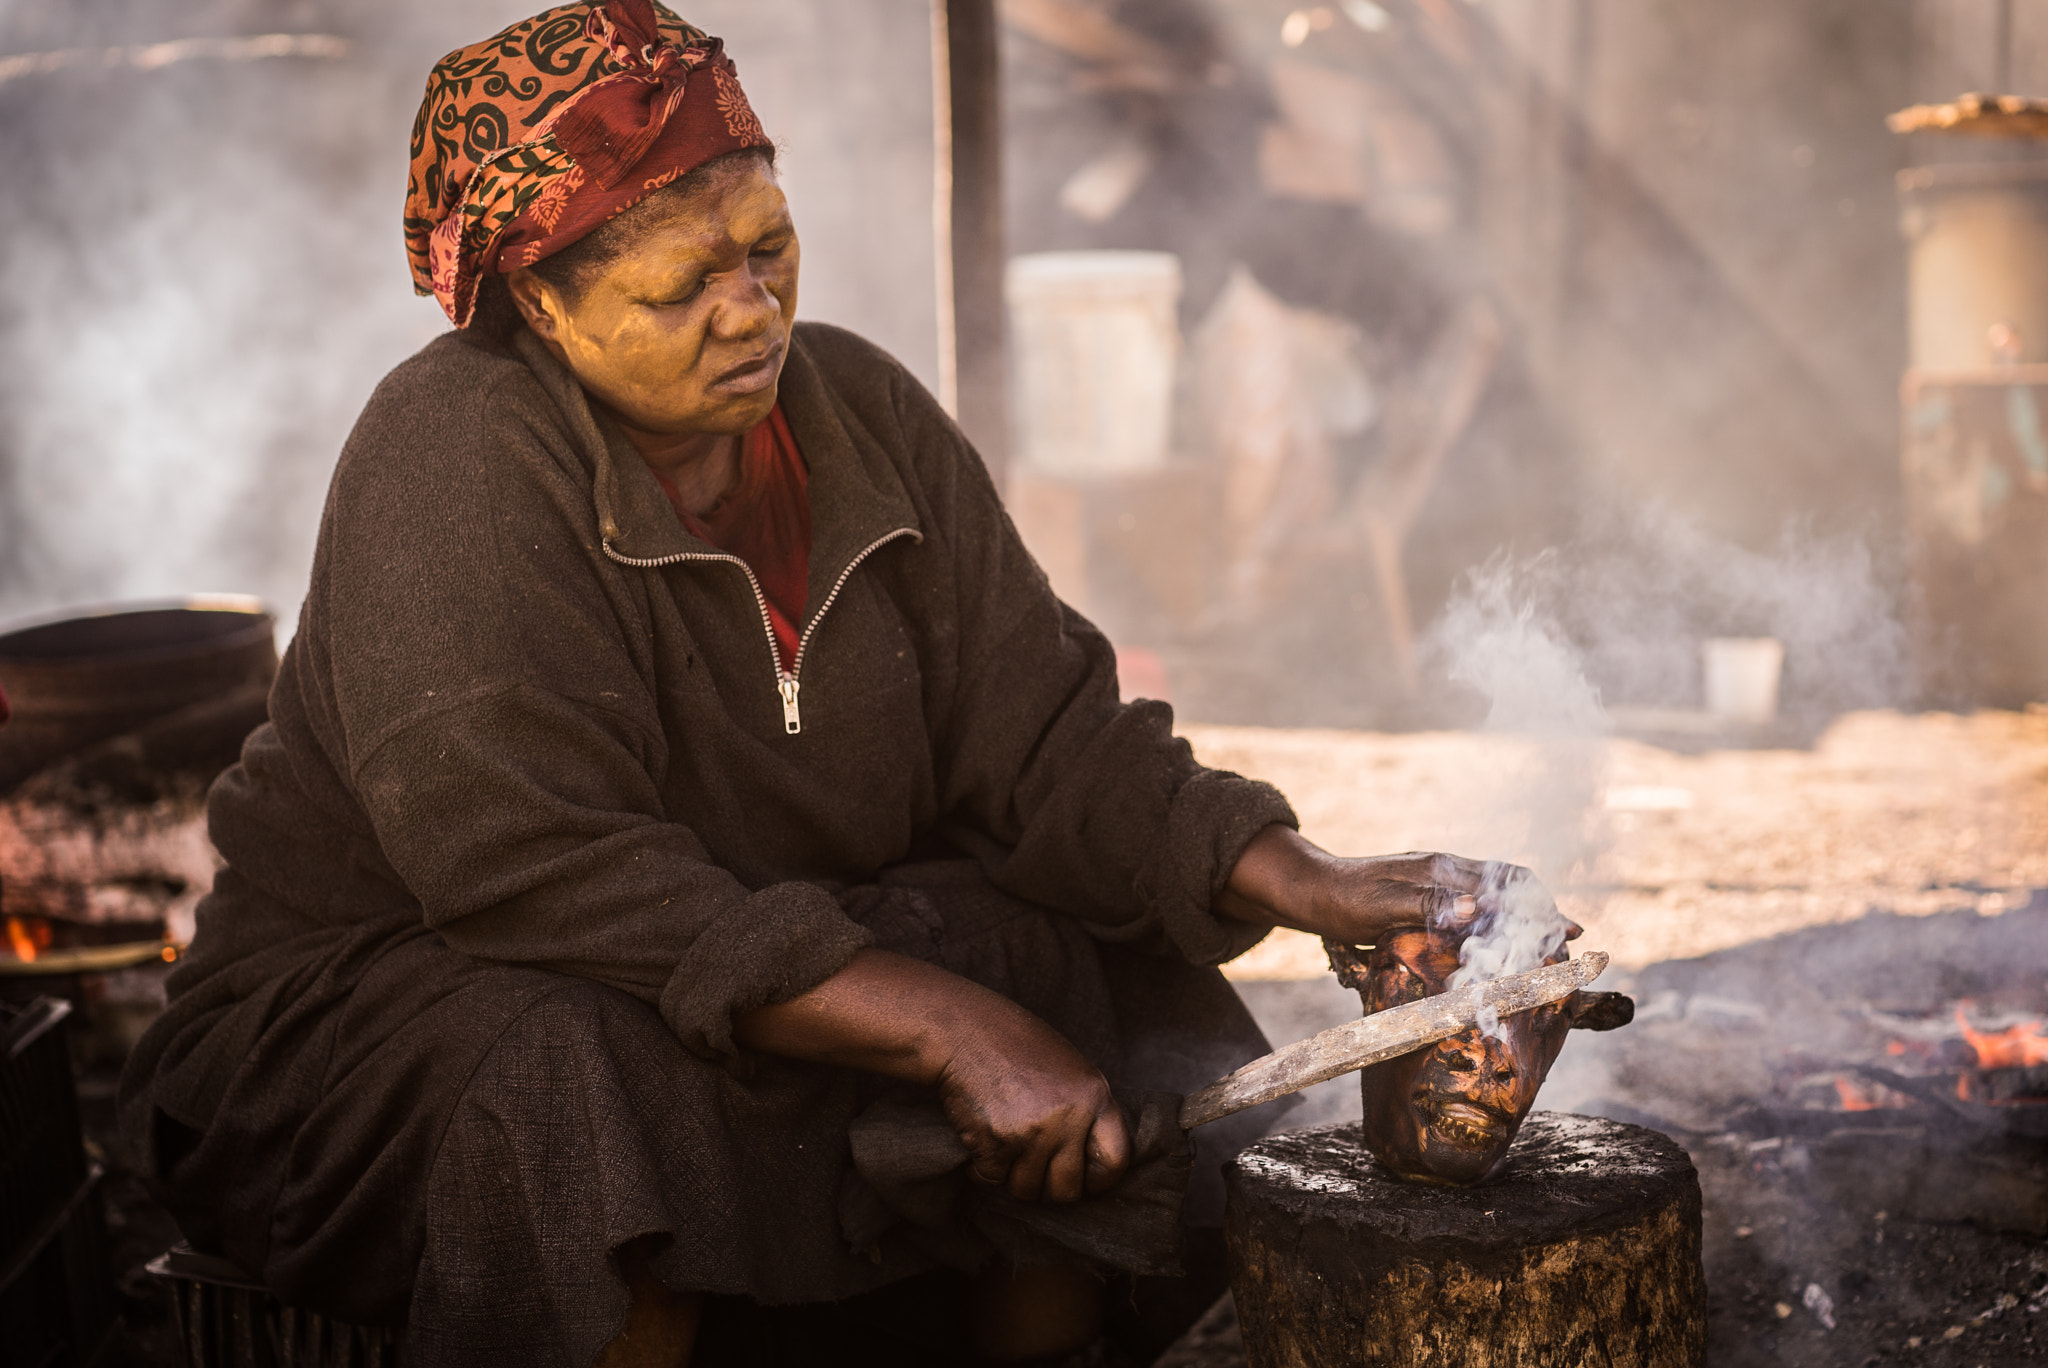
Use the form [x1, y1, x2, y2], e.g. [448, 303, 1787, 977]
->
[1429, 553, 1610, 1012]
[0, 0, 940, 639]
[1423, 508, 1907, 1000]
[0, 111, 443, 629]
[1447, 863, 1580, 1040]
[1438, 508, 1912, 723]
[985, 0, 1959, 733]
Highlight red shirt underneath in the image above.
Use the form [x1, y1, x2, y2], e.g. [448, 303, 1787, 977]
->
[651, 405, 811, 673]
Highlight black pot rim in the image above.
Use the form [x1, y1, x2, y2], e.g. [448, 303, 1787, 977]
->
[0, 598, 274, 669]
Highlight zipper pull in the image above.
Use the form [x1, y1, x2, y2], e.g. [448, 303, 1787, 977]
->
[777, 675, 802, 734]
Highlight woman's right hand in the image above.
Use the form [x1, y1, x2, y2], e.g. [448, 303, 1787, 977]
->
[931, 996, 1131, 1204]
[732, 948, 1131, 1203]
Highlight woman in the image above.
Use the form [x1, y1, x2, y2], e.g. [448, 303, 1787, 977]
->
[121, 4, 1560, 1364]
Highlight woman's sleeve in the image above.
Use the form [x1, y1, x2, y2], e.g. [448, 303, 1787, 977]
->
[311, 373, 869, 1058]
[886, 370, 1298, 965]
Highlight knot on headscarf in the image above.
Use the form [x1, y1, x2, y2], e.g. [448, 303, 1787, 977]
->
[543, 0, 711, 189]
[404, 0, 772, 327]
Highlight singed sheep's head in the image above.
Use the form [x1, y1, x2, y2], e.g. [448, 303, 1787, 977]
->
[1332, 930, 1633, 1185]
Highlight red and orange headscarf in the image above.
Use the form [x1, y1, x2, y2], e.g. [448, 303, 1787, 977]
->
[404, 0, 772, 327]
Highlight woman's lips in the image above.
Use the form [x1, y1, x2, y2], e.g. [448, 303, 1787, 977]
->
[711, 342, 785, 395]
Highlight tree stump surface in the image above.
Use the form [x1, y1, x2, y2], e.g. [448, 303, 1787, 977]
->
[1224, 1112, 1706, 1368]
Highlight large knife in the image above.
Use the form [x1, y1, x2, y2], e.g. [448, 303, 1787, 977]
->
[1178, 951, 1609, 1129]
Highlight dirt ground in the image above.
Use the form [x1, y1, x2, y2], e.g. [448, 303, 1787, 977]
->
[1194, 707, 2048, 980]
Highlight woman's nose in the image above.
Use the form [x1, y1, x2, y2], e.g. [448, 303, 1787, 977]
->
[713, 265, 782, 339]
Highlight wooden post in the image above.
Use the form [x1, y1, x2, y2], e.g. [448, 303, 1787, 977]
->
[934, 0, 1009, 489]
[1995, 0, 2014, 94]
[1225, 1114, 1707, 1367]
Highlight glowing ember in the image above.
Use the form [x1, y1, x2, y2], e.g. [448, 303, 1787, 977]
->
[1832, 1075, 1909, 1111]
[1954, 1004, 2048, 1070]
[4, 915, 51, 962]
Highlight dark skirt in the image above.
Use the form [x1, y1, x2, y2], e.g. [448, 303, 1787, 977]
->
[123, 861, 1283, 1366]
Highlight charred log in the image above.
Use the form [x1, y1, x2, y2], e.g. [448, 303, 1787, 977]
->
[1224, 1113, 1707, 1368]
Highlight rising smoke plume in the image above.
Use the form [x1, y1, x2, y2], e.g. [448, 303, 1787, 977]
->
[1424, 506, 1908, 1027]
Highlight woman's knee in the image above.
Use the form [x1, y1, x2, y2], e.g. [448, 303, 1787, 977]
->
[479, 972, 668, 1061]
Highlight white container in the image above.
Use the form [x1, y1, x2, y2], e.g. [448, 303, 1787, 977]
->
[1006, 251, 1183, 478]
[1702, 637, 1784, 723]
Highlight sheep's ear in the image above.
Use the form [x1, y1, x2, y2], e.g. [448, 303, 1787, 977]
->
[1323, 938, 1371, 990]
[1565, 990, 1635, 1032]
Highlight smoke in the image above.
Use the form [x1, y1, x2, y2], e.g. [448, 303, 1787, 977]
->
[1427, 553, 1606, 1033]
[1424, 506, 1907, 1028]
[0, 12, 457, 636]
[1437, 552, 1610, 736]
[1447, 862, 1581, 1038]
[1527, 505, 1909, 720]
[1430, 503, 1909, 726]
[0, 132, 440, 631]
[0, 0, 945, 641]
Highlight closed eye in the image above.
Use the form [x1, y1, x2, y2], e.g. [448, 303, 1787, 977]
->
[653, 276, 711, 308]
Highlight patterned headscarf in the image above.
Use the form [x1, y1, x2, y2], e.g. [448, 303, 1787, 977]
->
[405, 0, 771, 327]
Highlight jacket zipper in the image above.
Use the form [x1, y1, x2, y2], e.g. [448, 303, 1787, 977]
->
[604, 527, 916, 735]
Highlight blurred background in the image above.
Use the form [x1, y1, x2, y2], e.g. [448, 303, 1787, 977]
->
[3, 3, 2048, 1366]
[2, 0, 2045, 727]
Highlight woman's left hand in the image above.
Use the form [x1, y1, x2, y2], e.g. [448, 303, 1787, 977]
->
[1217, 826, 1581, 949]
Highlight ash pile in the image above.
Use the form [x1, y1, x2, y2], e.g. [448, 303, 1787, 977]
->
[1551, 902, 2048, 1367]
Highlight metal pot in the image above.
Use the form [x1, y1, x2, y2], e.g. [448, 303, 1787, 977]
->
[0, 599, 276, 794]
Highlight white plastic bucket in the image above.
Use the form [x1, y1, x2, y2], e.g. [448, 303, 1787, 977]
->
[1006, 251, 1183, 478]
[1702, 637, 1784, 723]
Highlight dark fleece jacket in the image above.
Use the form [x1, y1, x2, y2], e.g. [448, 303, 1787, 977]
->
[133, 320, 1293, 1138]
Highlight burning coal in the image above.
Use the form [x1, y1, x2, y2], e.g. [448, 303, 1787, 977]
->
[5, 914, 51, 963]
[1954, 1004, 2048, 1071]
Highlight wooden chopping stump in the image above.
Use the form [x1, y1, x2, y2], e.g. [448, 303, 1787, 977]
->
[1224, 1113, 1706, 1367]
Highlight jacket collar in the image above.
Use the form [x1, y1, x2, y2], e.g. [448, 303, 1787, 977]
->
[512, 327, 922, 615]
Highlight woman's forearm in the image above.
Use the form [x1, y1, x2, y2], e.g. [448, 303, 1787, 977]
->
[731, 947, 1039, 1082]
[1215, 825, 1338, 931]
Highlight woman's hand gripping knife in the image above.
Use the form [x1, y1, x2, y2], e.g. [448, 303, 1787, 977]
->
[732, 950, 1133, 1203]
[1214, 825, 1582, 965]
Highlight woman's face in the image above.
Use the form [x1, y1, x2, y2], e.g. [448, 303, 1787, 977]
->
[509, 158, 800, 438]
